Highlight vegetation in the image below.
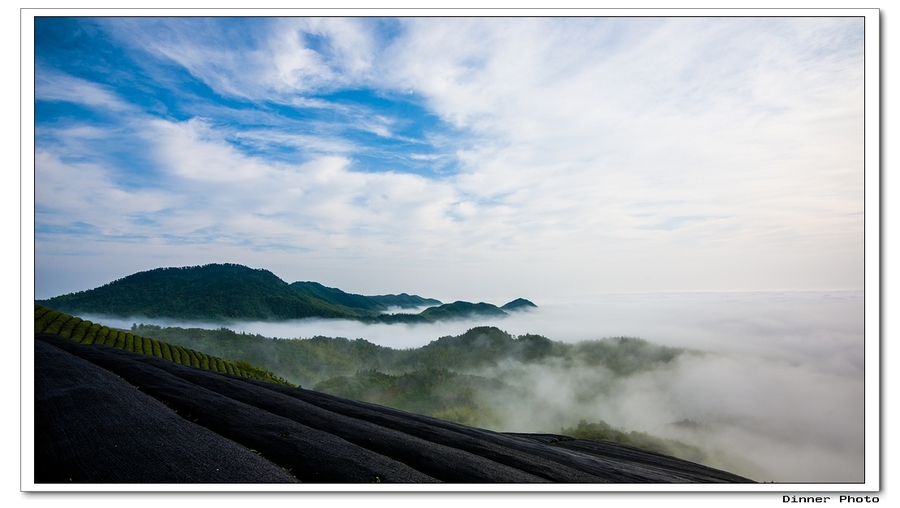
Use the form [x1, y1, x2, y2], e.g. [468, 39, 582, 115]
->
[367, 293, 442, 309]
[34, 304, 293, 387]
[314, 368, 508, 428]
[560, 419, 707, 464]
[132, 324, 685, 389]
[500, 298, 538, 311]
[35, 302, 751, 474]
[290, 281, 389, 314]
[37, 264, 362, 321]
[35, 263, 538, 323]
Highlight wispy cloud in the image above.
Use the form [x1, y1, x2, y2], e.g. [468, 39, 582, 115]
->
[34, 16, 864, 298]
[35, 66, 133, 112]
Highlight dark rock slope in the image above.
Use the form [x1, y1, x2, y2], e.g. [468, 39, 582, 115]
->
[34, 333, 754, 484]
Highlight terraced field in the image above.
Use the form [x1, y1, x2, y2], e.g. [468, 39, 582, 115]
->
[34, 304, 292, 387]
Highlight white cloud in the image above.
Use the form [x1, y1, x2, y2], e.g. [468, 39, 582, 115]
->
[35, 150, 173, 234]
[36, 17, 865, 298]
[34, 67, 132, 112]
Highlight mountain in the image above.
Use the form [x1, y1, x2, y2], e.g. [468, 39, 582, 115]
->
[290, 281, 388, 315]
[501, 298, 538, 311]
[38, 264, 360, 321]
[132, 324, 684, 391]
[367, 293, 442, 309]
[364, 301, 510, 325]
[420, 301, 508, 320]
[37, 263, 528, 323]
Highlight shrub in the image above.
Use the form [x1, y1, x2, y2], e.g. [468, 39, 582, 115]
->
[84, 323, 101, 343]
[58, 317, 82, 338]
[35, 310, 63, 333]
[43, 314, 72, 335]
[70, 320, 93, 343]
[104, 330, 119, 347]
[161, 343, 173, 362]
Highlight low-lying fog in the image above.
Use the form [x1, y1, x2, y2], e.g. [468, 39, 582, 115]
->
[87, 290, 865, 483]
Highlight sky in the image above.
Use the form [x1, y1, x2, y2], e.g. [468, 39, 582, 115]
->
[32, 16, 865, 301]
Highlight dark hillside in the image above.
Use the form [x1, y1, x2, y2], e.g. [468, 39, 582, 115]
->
[37, 263, 514, 323]
[38, 264, 359, 320]
[34, 333, 754, 484]
[368, 293, 442, 309]
[290, 281, 387, 314]
[419, 301, 508, 320]
[363, 301, 511, 324]
[501, 298, 538, 311]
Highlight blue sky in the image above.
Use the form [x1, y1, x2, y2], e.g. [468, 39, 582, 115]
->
[32, 16, 866, 300]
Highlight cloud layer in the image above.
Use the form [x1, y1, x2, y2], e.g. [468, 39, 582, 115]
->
[33, 17, 864, 300]
[83, 290, 864, 482]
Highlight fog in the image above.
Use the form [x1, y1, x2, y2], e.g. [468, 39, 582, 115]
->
[85, 290, 865, 483]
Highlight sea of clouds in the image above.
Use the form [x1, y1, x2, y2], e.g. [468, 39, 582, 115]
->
[87, 290, 865, 483]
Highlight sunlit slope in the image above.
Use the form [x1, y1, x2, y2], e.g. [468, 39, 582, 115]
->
[34, 303, 292, 386]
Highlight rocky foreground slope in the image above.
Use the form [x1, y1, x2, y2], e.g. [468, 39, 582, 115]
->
[34, 333, 753, 484]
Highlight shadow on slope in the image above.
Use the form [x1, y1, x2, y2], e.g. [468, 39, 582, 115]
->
[34, 333, 753, 484]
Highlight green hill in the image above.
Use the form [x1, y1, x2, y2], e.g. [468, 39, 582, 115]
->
[290, 281, 388, 314]
[368, 293, 442, 309]
[501, 298, 538, 311]
[364, 301, 510, 324]
[38, 263, 528, 323]
[38, 264, 361, 321]
[132, 324, 686, 390]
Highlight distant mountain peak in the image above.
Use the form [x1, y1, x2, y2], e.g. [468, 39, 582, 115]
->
[501, 298, 538, 311]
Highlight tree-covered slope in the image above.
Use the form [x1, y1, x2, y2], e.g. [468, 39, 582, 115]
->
[367, 293, 442, 309]
[134, 324, 398, 387]
[501, 298, 538, 311]
[134, 325, 685, 392]
[36, 263, 523, 322]
[362, 301, 512, 324]
[38, 264, 361, 321]
[290, 281, 388, 314]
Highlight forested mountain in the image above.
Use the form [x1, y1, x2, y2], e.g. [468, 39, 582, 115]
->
[501, 298, 538, 311]
[290, 281, 389, 314]
[368, 293, 443, 309]
[38, 264, 360, 320]
[132, 325, 685, 395]
[36, 263, 537, 323]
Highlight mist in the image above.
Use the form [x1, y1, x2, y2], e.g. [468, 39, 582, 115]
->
[83, 290, 865, 483]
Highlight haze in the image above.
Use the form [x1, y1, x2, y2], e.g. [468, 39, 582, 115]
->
[86, 290, 864, 482]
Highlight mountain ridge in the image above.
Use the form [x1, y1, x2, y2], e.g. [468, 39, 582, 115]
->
[37, 263, 534, 323]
